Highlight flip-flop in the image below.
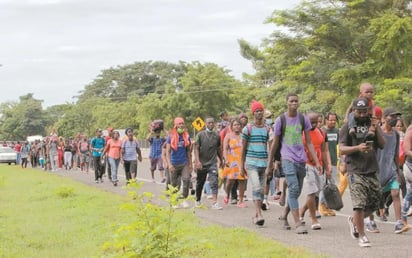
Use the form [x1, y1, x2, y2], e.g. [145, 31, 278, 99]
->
[253, 217, 265, 226]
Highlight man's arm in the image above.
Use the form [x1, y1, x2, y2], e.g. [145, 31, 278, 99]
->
[404, 126, 412, 160]
[194, 135, 201, 170]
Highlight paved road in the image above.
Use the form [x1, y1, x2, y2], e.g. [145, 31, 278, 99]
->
[53, 152, 411, 258]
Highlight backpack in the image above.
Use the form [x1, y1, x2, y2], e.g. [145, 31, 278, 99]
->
[274, 113, 305, 161]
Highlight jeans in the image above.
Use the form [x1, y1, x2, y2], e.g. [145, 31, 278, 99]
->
[171, 163, 191, 198]
[246, 164, 266, 201]
[282, 159, 306, 210]
[108, 157, 120, 182]
[401, 184, 412, 221]
[195, 164, 218, 202]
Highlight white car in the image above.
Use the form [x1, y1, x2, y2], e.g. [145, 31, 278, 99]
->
[0, 147, 17, 165]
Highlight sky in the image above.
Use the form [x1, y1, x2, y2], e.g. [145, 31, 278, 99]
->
[0, 0, 301, 107]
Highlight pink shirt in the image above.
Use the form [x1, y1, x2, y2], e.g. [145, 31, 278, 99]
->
[107, 139, 122, 159]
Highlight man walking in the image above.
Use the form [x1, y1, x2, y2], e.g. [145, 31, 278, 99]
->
[194, 117, 224, 210]
[266, 93, 321, 234]
[91, 128, 106, 183]
[240, 100, 270, 226]
[339, 98, 385, 247]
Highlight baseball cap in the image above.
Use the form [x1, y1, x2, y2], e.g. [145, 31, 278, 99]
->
[383, 107, 401, 117]
[352, 98, 369, 110]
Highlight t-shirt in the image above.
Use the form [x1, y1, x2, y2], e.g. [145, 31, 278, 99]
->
[274, 113, 312, 163]
[339, 123, 380, 175]
[376, 130, 398, 188]
[107, 139, 122, 159]
[122, 139, 139, 161]
[167, 134, 190, 166]
[323, 127, 339, 166]
[149, 137, 166, 159]
[303, 128, 325, 166]
[196, 130, 220, 167]
[241, 124, 269, 167]
[90, 137, 105, 157]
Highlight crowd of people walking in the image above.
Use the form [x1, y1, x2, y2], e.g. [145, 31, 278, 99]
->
[4, 83, 412, 248]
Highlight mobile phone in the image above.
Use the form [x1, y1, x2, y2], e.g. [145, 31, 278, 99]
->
[365, 140, 373, 146]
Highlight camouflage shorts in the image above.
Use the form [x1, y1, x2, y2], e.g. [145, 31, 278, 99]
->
[349, 173, 381, 212]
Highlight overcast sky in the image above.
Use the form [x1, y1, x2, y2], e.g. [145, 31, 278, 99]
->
[0, 0, 301, 107]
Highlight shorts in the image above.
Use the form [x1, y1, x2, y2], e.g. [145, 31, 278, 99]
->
[382, 179, 400, 193]
[302, 164, 322, 195]
[150, 157, 164, 171]
[349, 173, 381, 212]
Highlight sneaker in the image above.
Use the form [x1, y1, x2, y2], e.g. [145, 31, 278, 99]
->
[230, 199, 238, 205]
[261, 200, 270, 211]
[394, 221, 410, 234]
[296, 224, 308, 234]
[181, 200, 190, 209]
[95, 180, 99, 183]
[207, 195, 213, 199]
[160, 178, 166, 184]
[211, 202, 223, 210]
[195, 201, 202, 208]
[366, 220, 380, 233]
[311, 223, 321, 230]
[358, 235, 371, 248]
[237, 202, 247, 208]
[348, 216, 359, 239]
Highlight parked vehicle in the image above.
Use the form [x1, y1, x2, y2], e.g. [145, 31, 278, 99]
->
[0, 147, 17, 165]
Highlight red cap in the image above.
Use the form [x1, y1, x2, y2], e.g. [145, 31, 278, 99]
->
[374, 106, 382, 119]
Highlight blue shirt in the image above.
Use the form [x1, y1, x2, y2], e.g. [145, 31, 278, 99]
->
[167, 134, 190, 166]
[90, 137, 105, 157]
[149, 137, 166, 159]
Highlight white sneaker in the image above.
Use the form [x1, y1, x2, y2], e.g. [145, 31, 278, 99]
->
[181, 200, 190, 209]
[262, 200, 270, 211]
[211, 202, 223, 210]
[207, 195, 213, 199]
[195, 201, 202, 208]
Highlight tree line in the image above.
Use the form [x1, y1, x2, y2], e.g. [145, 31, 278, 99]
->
[1, 0, 411, 140]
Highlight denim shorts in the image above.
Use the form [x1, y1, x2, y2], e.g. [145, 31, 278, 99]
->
[246, 164, 266, 201]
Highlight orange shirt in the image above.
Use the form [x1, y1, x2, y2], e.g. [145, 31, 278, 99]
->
[107, 139, 122, 159]
[303, 128, 325, 166]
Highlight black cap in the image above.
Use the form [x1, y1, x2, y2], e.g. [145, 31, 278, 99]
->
[352, 98, 369, 110]
[383, 108, 401, 117]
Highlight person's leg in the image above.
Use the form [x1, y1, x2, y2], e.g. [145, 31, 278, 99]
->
[282, 160, 306, 228]
[231, 179, 238, 202]
[225, 179, 235, 203]
[158, 158, 165, 182]
[93, 157, 99, 181]
[181, 164, 191, 199]
[207, 165, 220, 205]
[150, 158, 156, 181]
[238, 180, 246, 204]
[124, 160, 131, 182]
[247, 165, 265, 224]
[195, 168, 208, 202]
[130, 160, 137, 180]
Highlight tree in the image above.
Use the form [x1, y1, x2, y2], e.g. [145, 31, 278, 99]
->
[0, 94, 47, 140]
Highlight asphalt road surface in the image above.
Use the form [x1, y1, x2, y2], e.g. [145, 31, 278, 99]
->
[53, 152, 411, 258]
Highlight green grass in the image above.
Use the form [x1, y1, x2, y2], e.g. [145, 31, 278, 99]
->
[0, 165, 322, 258]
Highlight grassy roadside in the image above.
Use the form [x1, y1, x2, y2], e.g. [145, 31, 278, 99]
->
[0, 165, 323, 257]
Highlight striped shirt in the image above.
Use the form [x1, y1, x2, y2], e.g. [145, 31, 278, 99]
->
[242, 124, 269, 167]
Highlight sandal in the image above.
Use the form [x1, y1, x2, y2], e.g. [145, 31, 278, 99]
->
[223, 196, 229, 205]
[253, 216, 265, 226]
